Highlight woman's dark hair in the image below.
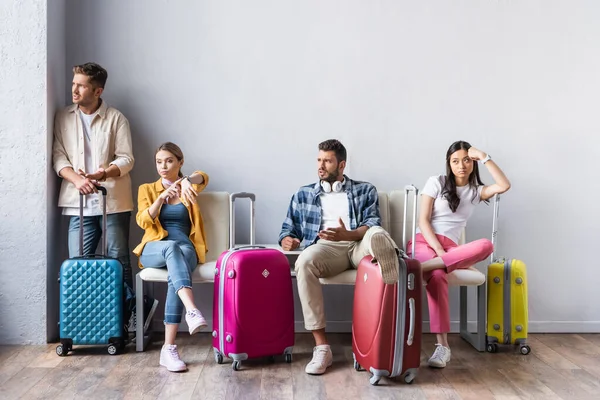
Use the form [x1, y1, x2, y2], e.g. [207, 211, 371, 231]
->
[441, 140, 485, 212]
[156, 142, 184, 177]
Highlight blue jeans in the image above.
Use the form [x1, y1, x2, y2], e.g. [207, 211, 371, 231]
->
[68, 212, 133, 289]
[140, 240, 198, 324]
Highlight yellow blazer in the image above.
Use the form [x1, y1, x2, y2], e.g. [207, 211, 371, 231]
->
[133, 171, 209, 266]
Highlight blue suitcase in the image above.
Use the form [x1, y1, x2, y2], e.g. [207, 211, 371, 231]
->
[56, 187, 125, 356]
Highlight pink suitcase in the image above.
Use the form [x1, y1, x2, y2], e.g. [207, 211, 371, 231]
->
[212, 192, 294, 370]
[352, 185, 423, 385]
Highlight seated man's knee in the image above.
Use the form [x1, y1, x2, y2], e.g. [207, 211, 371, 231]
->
[295, 252, 319, 277]
[366, 226, 386, 236]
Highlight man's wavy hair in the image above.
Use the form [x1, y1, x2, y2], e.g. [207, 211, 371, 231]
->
[73, 62, 108, 88]
[318, 139, 347, 163]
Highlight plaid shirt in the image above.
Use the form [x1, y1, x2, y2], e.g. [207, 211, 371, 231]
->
[278, 176, 381, 249]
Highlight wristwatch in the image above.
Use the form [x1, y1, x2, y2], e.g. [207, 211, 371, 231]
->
[481, 154, 492, 164]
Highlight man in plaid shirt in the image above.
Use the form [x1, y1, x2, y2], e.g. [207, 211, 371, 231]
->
[279, 139, 399, 375]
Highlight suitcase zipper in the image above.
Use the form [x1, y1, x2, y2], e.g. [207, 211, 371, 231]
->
[391, 258, 407, 377]
[503, 259, 511, 344]
[218, 250, 237, 355]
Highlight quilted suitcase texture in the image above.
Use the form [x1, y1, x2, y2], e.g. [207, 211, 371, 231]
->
[56, 188, 125, 356]
[212, 193, 294, 371]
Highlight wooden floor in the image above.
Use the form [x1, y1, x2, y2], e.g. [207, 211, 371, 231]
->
[1, 333, 600, 400]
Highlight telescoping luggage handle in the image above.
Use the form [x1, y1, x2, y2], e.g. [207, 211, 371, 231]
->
[402, 184, 419, 347]
[229, 192, 264, 250]
[402, 184, 419, 260]
[78, 186, 108, 257]
[490, 193, 500, 263]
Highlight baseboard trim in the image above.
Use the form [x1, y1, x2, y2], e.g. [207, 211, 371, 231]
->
[154, 320, 600, 334]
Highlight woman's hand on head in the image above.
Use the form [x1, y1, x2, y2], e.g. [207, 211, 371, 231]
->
[468, 147, 487, 161]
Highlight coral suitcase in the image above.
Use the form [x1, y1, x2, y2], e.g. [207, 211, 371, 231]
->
[56, 187, 125, 356]
[212, 192, 294, 370]
[352, 184, 422, 385]
[486, 194, 531, 355]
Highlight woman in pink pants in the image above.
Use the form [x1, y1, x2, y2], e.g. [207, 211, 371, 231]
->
[407, 140, 511, 368]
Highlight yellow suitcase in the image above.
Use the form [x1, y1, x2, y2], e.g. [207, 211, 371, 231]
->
[486, 195, 531, 355]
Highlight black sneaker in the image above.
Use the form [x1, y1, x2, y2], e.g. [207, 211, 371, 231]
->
[127, 310, 137, 333]
[143, 295, 159, 333]
[128, 295, 159, 335]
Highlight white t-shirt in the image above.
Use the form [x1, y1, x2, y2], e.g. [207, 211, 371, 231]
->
[416, 175, 483, 245]
[319, 192, 351, 235]
[63, 111, 102, 216]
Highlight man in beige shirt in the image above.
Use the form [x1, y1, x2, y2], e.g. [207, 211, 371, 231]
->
[52, 62, 156, 332]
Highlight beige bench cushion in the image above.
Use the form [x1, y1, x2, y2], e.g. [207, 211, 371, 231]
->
[137, 190, 485, 287]
[310, 266, 485, 286]
[139, 261, 217, 283]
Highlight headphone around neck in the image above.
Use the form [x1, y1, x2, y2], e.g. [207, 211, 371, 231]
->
[321, 180, 344, 193]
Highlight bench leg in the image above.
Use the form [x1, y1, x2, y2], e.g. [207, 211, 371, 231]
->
[459, 284, 487, 352]
[136, 274, 151, 352]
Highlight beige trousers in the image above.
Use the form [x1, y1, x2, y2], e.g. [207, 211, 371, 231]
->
[295, 226, 395, 330]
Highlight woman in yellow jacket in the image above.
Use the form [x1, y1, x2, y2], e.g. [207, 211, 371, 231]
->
[133, 142, 209, 372]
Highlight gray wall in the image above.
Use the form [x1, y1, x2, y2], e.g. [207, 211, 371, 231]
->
[1, 0, 598, 344]
[64, 0, 600, 333]
[0, 1, 48, 344]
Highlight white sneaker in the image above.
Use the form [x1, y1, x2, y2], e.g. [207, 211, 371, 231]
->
[428, 344, 451, 368]
[305, 345, 333, 375]
[160, 344, 187, 372]
[185, 309, 208, 335]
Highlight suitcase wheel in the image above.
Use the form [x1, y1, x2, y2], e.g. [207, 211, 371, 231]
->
[232, 360, 241, 371]
[403, 372, 416, 384]
[353, 360, 362, 371]
[215, 352, 224, 364]
[285, 353, 292, 364]
[56, 344, 69, 357]
[486, 343, 499, 353]
[520, 345, 531, 355]
[369, 375, 381, 386]
[107, 344, 119, 355]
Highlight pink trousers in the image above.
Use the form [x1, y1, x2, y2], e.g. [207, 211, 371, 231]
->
[407, 233, 493, 333]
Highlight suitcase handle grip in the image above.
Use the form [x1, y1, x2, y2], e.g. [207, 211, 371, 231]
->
[70, 254, 111, 260]
[407, 297, 415, 346]
[78, 185, 107, 196]
[230, 192, 256, 202]
[229, 192, 256, 248]
[402, 185, 419, 258]
[232, 245, 266, 251]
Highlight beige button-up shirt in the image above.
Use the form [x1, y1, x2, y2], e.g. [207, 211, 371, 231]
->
[52, 100, 134, 214]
